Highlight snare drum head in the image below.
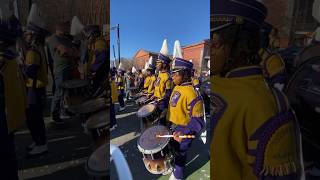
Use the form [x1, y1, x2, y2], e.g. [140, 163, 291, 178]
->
[69, 98, 107, 114]
[86, 110, 109, 129]
[62, 79, 89, 89]
[86, 143, 109, 177]
[137, 96, 147, 103]
[138, 125, 170, 154]
[137, 104, 155, 118]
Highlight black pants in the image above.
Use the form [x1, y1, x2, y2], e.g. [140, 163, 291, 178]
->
[26, 88, 46, 146]
[118, 93, 125, 108]
[110, 103, 117, 127]
[0, 78, 19, 180]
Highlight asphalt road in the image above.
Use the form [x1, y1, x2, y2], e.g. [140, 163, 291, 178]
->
[16, 97, 97, 180]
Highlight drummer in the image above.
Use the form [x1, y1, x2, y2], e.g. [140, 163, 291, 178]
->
[23, 4, 49, 156]
[211, 0, 302, 179]
[0, 13, 27, 179]
[150, 39, 172, 119]
[167, 40, 205, 180]
[116, 63, 126, 112]
[146, 62, 156, 97]
[191, 68, 201, 89]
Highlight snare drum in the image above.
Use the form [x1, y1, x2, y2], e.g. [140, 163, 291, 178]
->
[134, 92, 144, 99]
[62, 79, 90, 108]
[85, 143, 109, 178]
[137, 125, 173, 175]
[68, 98, 107, 114]
[136, 96, 150, 106]
[86, 110, 109, 147]
[137, 103, 160, 131]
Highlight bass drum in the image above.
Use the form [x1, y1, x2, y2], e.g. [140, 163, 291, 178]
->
[294, 44, 320, 68]
[285, 56, 320, 161]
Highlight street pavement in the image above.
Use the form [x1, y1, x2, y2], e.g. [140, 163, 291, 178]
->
[16, 97, 95, 180]
[110, 99, 210, 180]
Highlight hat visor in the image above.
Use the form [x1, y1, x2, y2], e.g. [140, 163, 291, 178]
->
[211, 22, 233, 32]
[171, 68, 183, 73]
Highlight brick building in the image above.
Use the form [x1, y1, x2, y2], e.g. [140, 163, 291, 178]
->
[133, 40, 211, 73]
[133, 50, 159, 70]
[261, 0, 317, 46]
[6, 0, 109, 33]
[183, 40, 210, 74]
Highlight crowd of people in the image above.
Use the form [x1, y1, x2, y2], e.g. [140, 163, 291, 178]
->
[1, 3, 107, 179]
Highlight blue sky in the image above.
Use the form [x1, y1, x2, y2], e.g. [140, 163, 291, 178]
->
[110, 0, 210, 59]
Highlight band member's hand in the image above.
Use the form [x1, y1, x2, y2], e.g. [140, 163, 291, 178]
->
[173, 131, 183, 143]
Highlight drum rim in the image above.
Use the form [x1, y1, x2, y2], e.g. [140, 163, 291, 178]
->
[62, 79, 89, 88]
[136, 103, 156, 118]
[137, 126, 170, 154]
[85, 144, 109, 177]
[68, 98, 107, 114]
[86, 110, 109, 129]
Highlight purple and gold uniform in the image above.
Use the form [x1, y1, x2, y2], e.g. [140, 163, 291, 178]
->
[191, 77, 200, 89]
[211, 66, 302, 180]
[147, 75, 156, 95]
[154, 71, 171, 99]
[143, 75, 151, 93]
[167, 45, 205, 179]
[115, 75, 125, 94]
[154, 39, 172, 111]
[259, 48, 286, 87]
[211, 1, 302, 179]
[25, 48, 48, 89]
[0, 52, 27, 132]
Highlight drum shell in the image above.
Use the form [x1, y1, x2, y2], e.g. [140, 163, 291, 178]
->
[87, 126, 108, 147]
[63, 81, 91, 108]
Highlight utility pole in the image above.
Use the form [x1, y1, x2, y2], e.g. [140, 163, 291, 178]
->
[117, 24, 121, 64]
[113, 45, 116, 61]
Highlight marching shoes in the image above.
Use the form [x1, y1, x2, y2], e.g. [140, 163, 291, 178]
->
[26, 142, 36, 151]
[169, 173, 182, 180]
[28, 144, 48, 156]
[118, 106, 126, 112]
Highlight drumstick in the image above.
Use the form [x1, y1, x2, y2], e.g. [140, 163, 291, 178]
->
[156, 135, 195, 139]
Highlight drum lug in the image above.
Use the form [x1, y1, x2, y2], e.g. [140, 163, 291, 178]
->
[161, 150, 164, 156]
[151, 153, 154, 160]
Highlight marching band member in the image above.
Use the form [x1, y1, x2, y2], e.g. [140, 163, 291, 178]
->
[191, 70, 201, 90]
[151, 39, 172, 116]
[0, 12, 27, 179]
[146, 59, 157, 97]
[211, 1, 303, 180]
[136, 69, 144, 92]
[116, 62, 126, 111]
[259, 22, 287, 91]
[142, 57, 155, 94]
[167, 40, 205, 180]
[23, 3, 49, 156]
[110, 67, 118, 131]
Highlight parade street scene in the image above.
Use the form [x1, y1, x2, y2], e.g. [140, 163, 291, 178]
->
[109, 0, 210, 179]
[1, 0, 109, 179]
